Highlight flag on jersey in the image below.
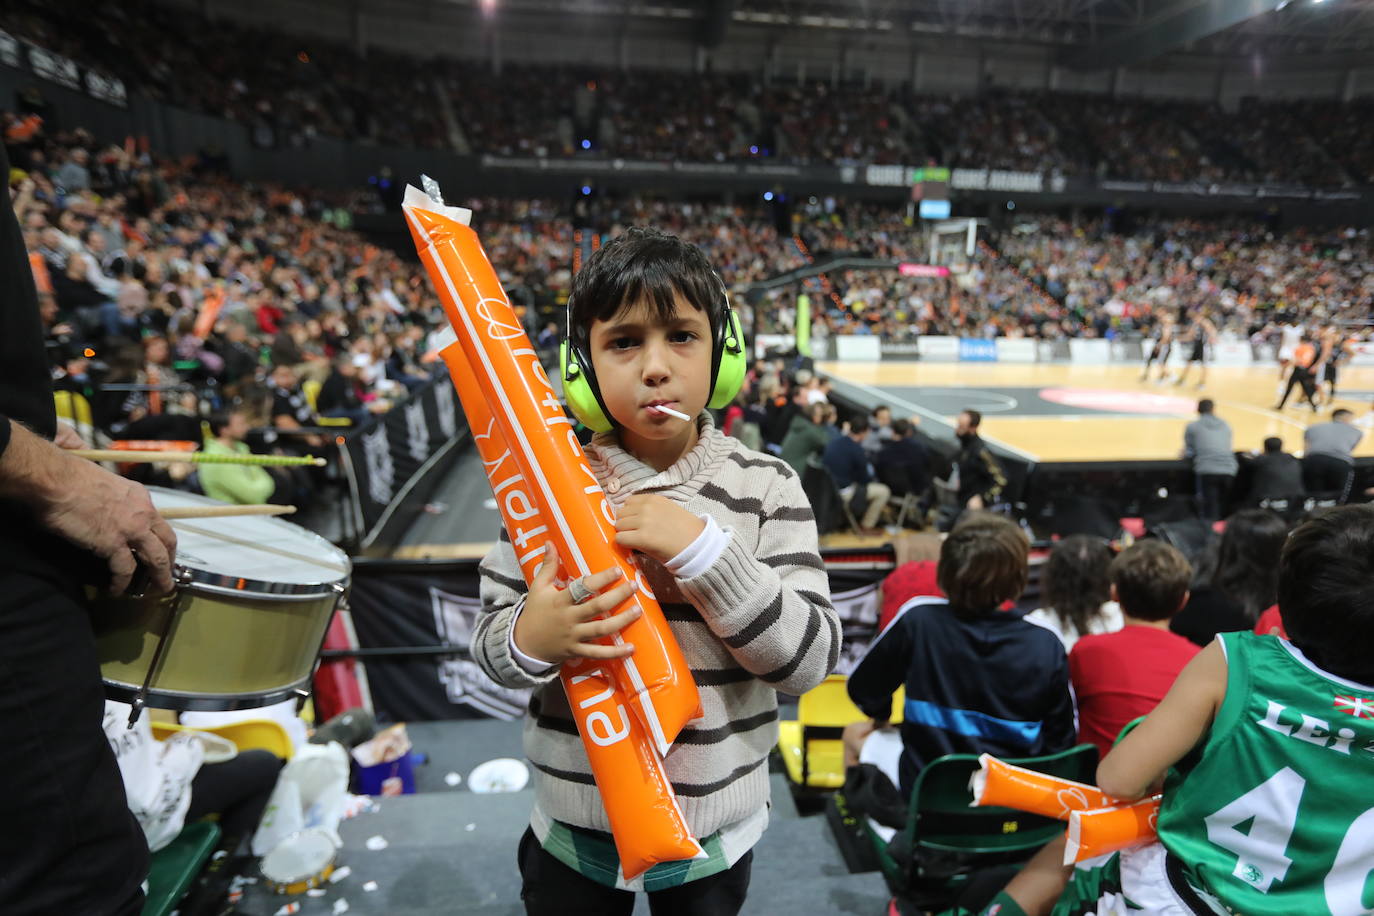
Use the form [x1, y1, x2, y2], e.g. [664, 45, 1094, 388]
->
[1333, 695, 1374, 719]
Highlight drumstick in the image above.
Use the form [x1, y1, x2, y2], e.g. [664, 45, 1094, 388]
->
[157, 504, 297, 519]
[71, 449, 327, 467]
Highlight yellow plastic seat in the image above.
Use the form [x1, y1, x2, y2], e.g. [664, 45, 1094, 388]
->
[303, 378, 352, 427]
[153, 718, 294, 760]
[777, 675, 905, 789]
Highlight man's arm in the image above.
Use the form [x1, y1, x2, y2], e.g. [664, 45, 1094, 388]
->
[979, 445, 1006, 504]
[0, 417, 176, 594]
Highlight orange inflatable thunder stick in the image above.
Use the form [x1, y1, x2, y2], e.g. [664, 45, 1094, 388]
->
[439, 336, 701, 878]
[971, 754, 1161, 864]
[402, 182, 700, 756]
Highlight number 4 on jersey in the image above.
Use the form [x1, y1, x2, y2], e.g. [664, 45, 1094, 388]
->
[1204, 766, 1374, 914]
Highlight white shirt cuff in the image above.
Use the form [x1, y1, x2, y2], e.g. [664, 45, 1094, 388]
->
[665, 513, 731, 580]
[508, 601, 559, 675]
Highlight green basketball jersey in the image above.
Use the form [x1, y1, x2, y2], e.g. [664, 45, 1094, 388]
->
[1157, 631, 1374, 916]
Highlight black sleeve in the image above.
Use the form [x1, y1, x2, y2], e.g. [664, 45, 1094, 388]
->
[0, 142, 56, 440]
[847, 612, 913, 721]
[1040, 649, 1078, 753]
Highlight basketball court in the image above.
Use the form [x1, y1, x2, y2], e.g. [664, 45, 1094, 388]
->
[820, 361, 1374, 463]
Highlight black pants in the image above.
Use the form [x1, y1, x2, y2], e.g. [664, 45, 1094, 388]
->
[517, 827, 752, 916]
[1277, 366, 1318, 410]
[186, 749, 283, 844]
[0, 570, 148, 916]
[1195, 473, 1232, 522]
[1302, 454, 1354, 503]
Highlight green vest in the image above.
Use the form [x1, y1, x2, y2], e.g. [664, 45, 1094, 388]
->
[1158, 631, 1374, 916]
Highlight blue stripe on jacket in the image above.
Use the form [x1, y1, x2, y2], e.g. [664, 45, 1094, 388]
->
[903, 698, 1042, 747]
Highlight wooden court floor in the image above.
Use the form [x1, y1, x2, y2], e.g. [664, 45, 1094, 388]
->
[817, 361, 1374, 464]
[392, 360, 1374, 558]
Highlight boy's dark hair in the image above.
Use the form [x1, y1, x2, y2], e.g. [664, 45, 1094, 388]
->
[1109, 540, 1192, 621]
[1198, 399, 1215, 414]
[1263, 436, 1283, 454]
[566, 227, 723, 347]
[1278, 505, 1374, 683]
[962, 409, 982, 428]
[1043, 534, 1115, 637]
[938, 513, 1028, 614]
[848, 414, 870, 435]
[891, 418, 912, 438]
[872, 405, 891, 419]
[1333, 408, 1354, 422]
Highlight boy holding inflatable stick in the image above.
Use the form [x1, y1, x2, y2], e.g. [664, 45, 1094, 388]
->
[473, 227, 839, 913]
[966, 505, 1374, 916]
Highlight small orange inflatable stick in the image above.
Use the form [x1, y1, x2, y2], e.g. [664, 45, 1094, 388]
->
[970, 754, 1161, 864]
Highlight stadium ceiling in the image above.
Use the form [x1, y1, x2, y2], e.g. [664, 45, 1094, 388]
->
[456, 0, 1374, 66]
[731, 0, 1374, 65]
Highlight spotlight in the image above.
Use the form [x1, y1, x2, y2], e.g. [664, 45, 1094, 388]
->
[749, 145, 759, 155]
[581, 139, 591, 150]
[581, 185, 592, 196]
[763, 191, 774, 201]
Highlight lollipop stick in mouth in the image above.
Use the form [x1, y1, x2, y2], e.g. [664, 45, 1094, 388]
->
[650, 404, 691, 421]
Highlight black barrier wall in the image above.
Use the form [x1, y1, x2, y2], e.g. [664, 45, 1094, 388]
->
[340, 369, 469, 553]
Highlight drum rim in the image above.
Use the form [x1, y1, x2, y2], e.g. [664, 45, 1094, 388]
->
[177, 570, 349, 600]
[260, 827, 341, 886]
[147, 485, 351, 594]
[102, 679, 310, 712]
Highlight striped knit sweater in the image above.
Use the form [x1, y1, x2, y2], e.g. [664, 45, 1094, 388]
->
[474, 412, 840, 840]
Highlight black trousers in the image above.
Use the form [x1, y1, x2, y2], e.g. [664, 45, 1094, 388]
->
[1302, 454, 1354, 503]
[1277, 366, 1318, 410]
[0, 570, 148, 916]
[517, 827, 752, 916]
[186, 749, 283, 844]
[1195, 473, 1232, 522]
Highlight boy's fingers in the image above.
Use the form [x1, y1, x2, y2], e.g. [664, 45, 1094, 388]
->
[569, 641, 636, 660]
[581, 566, 624, 592]
[574, 581, 636, 620]
[575, 604, 642, 639]
[532, 548, 557, 585]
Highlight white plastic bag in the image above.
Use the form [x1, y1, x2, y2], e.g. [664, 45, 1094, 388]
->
[251, 742, 350, 855]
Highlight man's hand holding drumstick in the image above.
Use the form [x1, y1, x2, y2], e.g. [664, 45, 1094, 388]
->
[0, 420, 177, 595]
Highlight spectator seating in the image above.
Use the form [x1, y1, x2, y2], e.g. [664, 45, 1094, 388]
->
[141, 820, 221, 916]
[777, 675, 904, 791]
[867, 745, 1097, 910]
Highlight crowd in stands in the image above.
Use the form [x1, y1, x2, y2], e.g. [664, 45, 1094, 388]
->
[6, 0, 1374, 185]
[4, 113, 448, 509]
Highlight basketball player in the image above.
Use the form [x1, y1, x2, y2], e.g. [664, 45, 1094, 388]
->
[1275, 337, 1320, 412]
[1172, 311, 1216, 389]
[1314, 323, 1351, 407]
[1274, 316, 1302, 399]
[1139, 312, 1174, 383]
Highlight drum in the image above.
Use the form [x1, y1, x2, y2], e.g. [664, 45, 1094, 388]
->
[93, 487, 350, 714]
[260, 828, 340, 894]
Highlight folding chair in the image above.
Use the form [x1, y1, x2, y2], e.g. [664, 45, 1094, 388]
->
[141, 820, 221, 916]
[800, 457, 863, 535]
[869, 744, 1099, 911]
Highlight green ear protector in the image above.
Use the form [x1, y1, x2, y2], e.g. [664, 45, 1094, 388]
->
[559, 277, 747, 433]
